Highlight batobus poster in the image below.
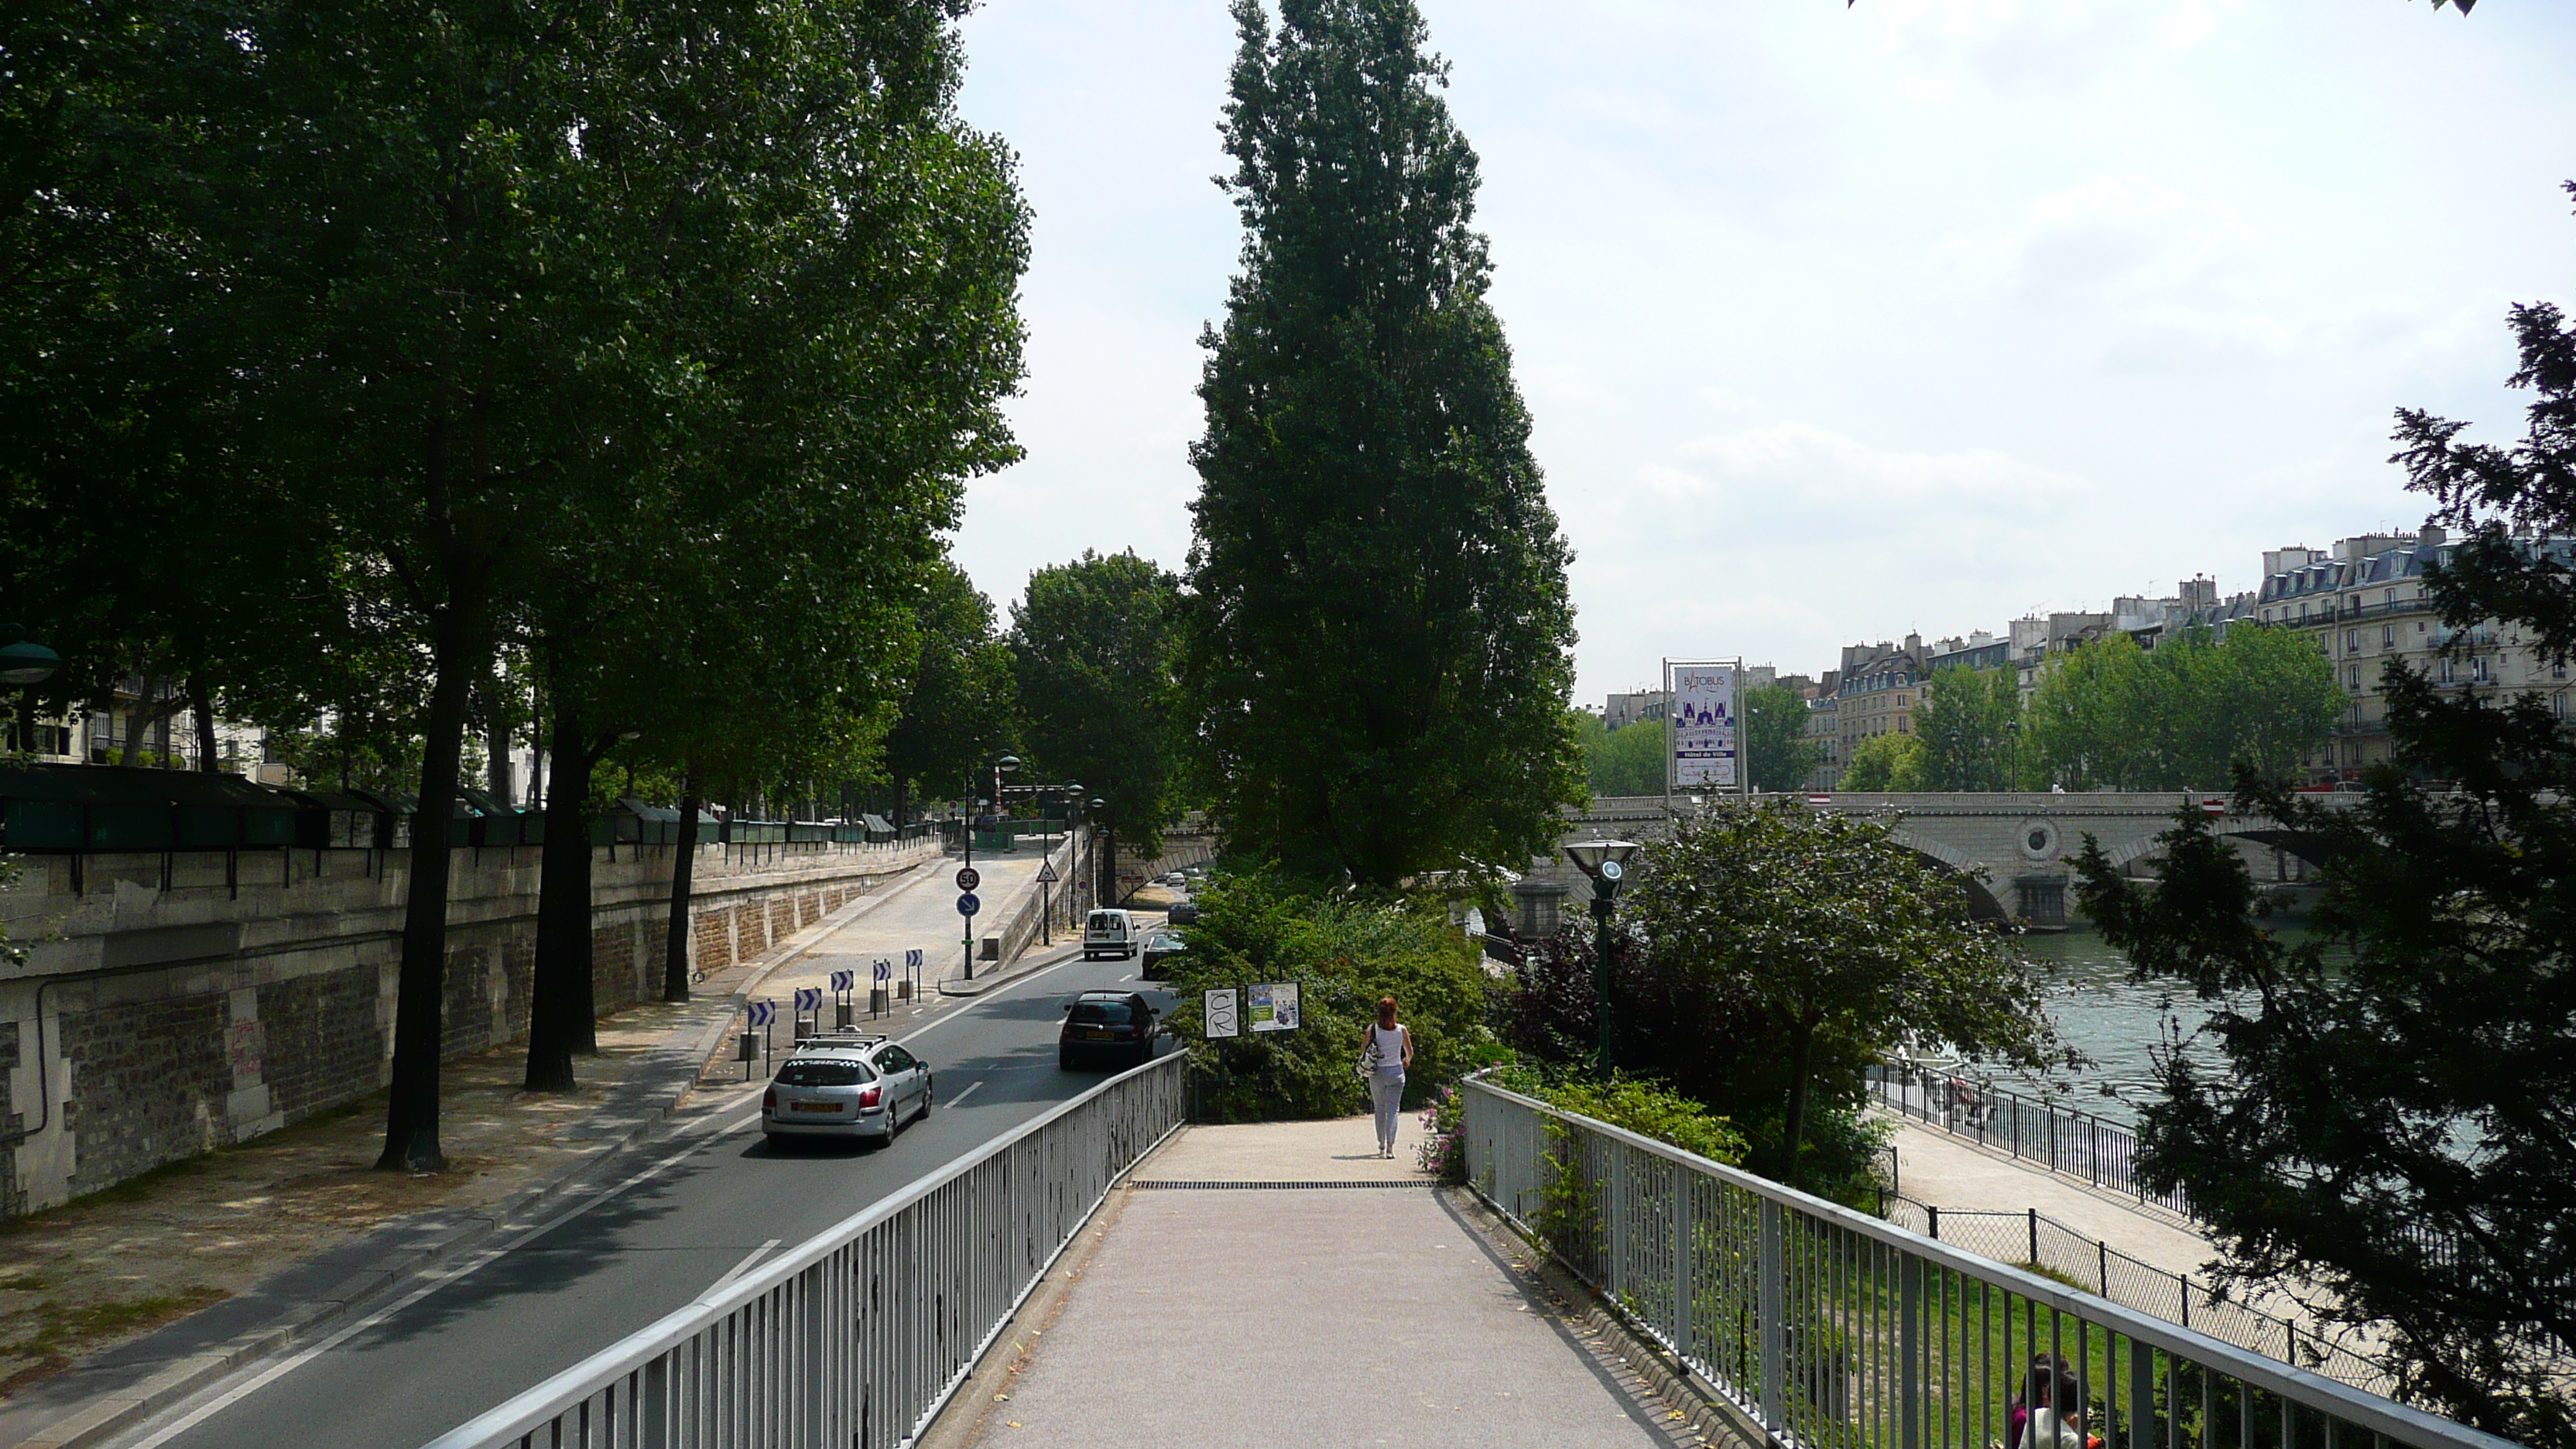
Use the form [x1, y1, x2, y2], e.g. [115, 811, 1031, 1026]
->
[1670, 663, 1739, 790]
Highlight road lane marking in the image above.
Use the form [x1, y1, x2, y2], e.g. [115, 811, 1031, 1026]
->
[701, 1239, 782, 1298]
[945, 1081, 985, 1108]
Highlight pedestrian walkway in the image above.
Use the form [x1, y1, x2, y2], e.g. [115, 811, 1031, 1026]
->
[1883, 1115, 2307, 1321]
[933, 1111, 1700, 1449]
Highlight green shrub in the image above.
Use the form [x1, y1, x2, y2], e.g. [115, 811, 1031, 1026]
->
[1537, 1076, 1748, 1166]
[1165, 868, 1499, 1121]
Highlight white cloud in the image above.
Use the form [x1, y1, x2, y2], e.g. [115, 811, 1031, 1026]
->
[950, 0, 2576, 701]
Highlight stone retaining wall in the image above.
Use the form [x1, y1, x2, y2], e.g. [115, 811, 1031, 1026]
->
[0, 838, 938, 1214]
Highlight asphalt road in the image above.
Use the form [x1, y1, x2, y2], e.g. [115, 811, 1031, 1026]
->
[114, 944, 1178, 1449]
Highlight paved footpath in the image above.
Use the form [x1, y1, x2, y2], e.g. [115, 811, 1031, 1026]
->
[1883, 1115, 2311, 1321]
[939, 1111, 1695, 1449]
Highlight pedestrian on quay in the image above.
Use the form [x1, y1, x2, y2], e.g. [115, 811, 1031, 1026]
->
[1362, 996, 1413, 1159]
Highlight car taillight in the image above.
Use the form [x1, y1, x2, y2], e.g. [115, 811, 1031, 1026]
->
[763, 1088, 776, 1114]
[858, 1084, 882, 1108]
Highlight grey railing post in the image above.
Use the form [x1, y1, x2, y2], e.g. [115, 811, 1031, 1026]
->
[1759, 1197, 1786, 1432]
[641, 1356, 670, 1449]
[1899, 1252, 1922, 1449]
[2130, 1334, 2159, 1449]
[1671, 1162, 1692, 1361]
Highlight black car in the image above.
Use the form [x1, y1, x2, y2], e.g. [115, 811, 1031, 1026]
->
[1166, 899, 1201, 925]
[1060, 990, 1158, 1070]
[1139, 929, 1187, 978]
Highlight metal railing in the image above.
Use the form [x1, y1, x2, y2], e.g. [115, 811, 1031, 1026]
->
[1868, 1063, 2196, 1218]
[1877, 1197, 2387, 1396]
[426, 1051, 1187, 1449]
[1461, 1076, 2512, 1449]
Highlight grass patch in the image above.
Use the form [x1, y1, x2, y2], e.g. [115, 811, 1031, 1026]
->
[0, 1286, 231, 1396]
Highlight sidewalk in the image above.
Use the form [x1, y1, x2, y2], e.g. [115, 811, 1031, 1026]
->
[1882, 1115, 2309, 1321]
[934, 1111, 1703, 1449]
[0, 848, 950, 1449]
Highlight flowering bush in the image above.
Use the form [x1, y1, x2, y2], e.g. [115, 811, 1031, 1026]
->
[1416, 1085, 1467, 1182]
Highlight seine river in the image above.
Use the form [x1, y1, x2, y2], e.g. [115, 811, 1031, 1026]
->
[1986, 928, 2287, 1129]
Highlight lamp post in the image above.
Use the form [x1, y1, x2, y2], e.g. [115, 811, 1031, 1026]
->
[1090, 796, 1113, 909]
[959, 755, 1018, 981]
[1563, 839, 1640, 1078]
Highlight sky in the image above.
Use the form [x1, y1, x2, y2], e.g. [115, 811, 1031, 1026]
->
[947, 0, 2576, 706]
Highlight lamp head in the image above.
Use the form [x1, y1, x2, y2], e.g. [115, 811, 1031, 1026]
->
[995, 755, 1021, 773]
[0, 627, 60, 687]
[1562, 839, 1639, 882]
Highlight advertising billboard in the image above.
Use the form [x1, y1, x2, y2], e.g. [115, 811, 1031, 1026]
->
[1670, 663, 1739, 791]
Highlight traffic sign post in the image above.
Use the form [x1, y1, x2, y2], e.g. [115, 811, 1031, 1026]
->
[954, 866, 981, 892]
[905, 948, 923, 1000]
[871, 957, 892, 1016]
[958, 889, 981, 981]
[744, 999, 776, 1077]
[831, 969, 856, 1028]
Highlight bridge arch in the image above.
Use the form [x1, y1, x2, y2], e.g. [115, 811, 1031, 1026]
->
[2098, 822, 2339, 873]
[1886, 831, 2011, 923]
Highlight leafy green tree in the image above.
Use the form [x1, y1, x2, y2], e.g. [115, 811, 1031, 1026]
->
[1183, 0, 1582, 887]
[1743, 683, 1818, 792]
[2075, 255, 2576, 1447]
[2023, 629, 2336, 790]
[8, 1, 1027, 1164]
[1011, 550, 1185, 856]
[885, 560, 1019, 826]
[1839, 731, 1926, 790]
[1626, 802, 2055, 1187]
[1914, 666, 2021, 790]
[1572, 711, 1664, 797]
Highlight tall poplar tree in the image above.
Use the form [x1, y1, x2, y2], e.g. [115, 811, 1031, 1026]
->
[1184, 0, 1581, 888]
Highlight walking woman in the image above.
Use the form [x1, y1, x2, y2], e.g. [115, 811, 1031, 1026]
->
[1364, 997, 1414, 1159]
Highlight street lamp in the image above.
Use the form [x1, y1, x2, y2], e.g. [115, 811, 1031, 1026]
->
[1562, 839, 1640, 1077]
[1090, 796, 1113, 909]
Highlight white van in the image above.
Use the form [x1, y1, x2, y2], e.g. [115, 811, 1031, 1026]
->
[1082, 909, 1139, 961]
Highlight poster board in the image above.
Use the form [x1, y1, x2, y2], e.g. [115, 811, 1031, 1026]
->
[1247, 981, 1301, 1033]
[1667, 659, 1743, 793]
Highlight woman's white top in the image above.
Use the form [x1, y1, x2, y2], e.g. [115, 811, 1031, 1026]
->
[1369, 1023, 1410, 1077]
[2030, 1408, 2084, 1449]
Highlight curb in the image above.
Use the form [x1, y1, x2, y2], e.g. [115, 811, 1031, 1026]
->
[5, 852, 950, 1449]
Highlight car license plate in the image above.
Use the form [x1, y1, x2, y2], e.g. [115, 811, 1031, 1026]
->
[1082, 1028, 1114, 1040]
[792, 1101, 840, 1114]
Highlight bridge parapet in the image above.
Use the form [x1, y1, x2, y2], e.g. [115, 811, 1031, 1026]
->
[1554, 793, 2354, 927]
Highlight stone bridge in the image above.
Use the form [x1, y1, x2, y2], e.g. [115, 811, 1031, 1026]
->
[1526, 793, 2355, 930]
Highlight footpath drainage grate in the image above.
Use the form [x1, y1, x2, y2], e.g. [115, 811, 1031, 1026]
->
[1128, 1180, 1440, 1190]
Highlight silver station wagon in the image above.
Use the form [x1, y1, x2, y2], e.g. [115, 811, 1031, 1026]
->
[762, 1034, 933, 1146]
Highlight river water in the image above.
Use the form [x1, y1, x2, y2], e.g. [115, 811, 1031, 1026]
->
[1988, 928, 2283, 1128]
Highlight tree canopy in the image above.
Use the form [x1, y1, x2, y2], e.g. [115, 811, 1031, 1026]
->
[885, 560, 1019, 821]
[1839, 731, 1926, 790]
[1574, 711, 1663, 797]
[1183, 0, 1581, 887]
[1914, 666, 2021, 790]
[1625, 802, 2055, 1187]
[1743, 683, 1818, 791]
[1010, 550, 1187, 856]
[2023, 628, 2340, 790]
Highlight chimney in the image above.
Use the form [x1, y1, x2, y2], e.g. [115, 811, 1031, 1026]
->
[2418, 524, 2447, 548]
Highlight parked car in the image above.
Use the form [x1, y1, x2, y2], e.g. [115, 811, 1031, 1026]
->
[1140, 929, 1187, 977]
[1060, 990, 1159, 1070]
[762, 1034, 933, 1146]
[1083, 908, 1139, 960]
[1166, 900, 1201, 925]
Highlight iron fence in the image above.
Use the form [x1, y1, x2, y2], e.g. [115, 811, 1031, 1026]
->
[1868, 1063, 2194, 1218]
[1877, 1199, 2386, 1396]
[1461, 1075, 2510, 1449]
[423, 1050, 1187, 1449]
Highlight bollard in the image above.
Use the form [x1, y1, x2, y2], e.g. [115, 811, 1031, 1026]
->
[897, 980, 913, 1000]
[870, 985, 890, 1016]
[793, 1014, 816, 1043]
[835, 1001, 855, 1029]
[738, 1029, 759, 1081]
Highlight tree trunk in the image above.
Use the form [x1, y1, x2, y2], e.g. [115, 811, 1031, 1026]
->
[664, 777, 701, 1002]
[189, 677, 219, 772]
[378, 605, 487, 1173]
[121, 671, 162, 766]
[1780, 1016, 1817, 1190]
[524, 707, 598, 1091]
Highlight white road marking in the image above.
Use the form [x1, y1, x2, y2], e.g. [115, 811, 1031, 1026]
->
[945, 1081, 985, 1108]
[701, 1238, 782, 1298]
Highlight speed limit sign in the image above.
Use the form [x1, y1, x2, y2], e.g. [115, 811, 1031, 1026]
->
[954, 866, 981, 892]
